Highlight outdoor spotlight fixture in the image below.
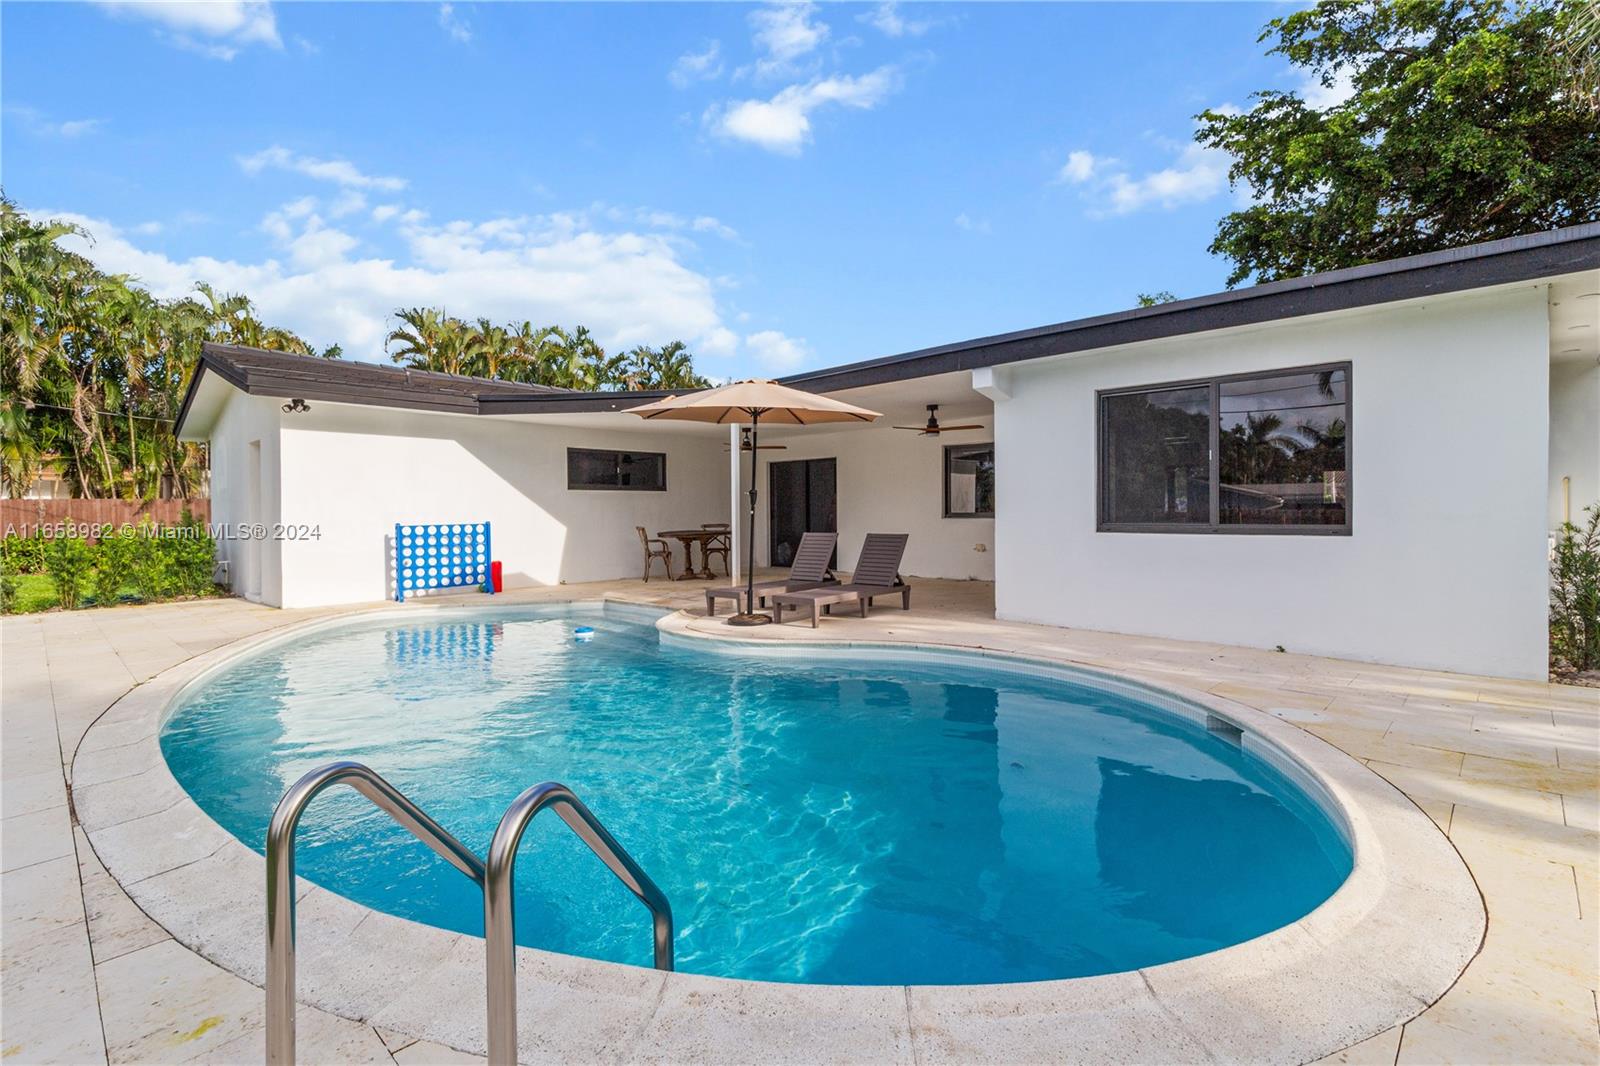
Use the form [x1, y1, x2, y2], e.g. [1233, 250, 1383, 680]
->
[282, 398, 311, 414]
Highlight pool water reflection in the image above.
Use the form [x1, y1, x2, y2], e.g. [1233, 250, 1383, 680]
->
[161, 607, 1350, 985]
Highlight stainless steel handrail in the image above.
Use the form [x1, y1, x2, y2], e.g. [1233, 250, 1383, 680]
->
[484, 782, 674, 1066]
[265, 761, 486, 1066]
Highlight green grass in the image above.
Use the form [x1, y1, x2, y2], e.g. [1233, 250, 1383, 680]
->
[3, 572, 225, 614]
[11, 573, 60, 613]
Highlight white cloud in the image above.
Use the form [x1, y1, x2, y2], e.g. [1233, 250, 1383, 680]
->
[953, 213, 991, 235]
[1057, 150, 1101, 184]
[746, 1, 829, 79]
[745, 329, 810, 371]
[1096, 143, 1230, 214]
[327, 190, 368, 218]
[94, 0, 281, 59]
[238, 146, 408, 191]
[1061, 113, 1237, 216]
[44, 201, 763, 366]
[861, 2, 934, 38]
[1297, 67, 1356, 110]
[371, 204, 402, 223]
[438, 3, 471, 44]
[691, 216, 740, 241]
[6, 106, 105, 139]
[708, 66, 898, 154]
[670, 40, 723, 88]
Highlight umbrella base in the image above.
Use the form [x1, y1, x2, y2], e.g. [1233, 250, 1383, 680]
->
[726, 612, 773, 627]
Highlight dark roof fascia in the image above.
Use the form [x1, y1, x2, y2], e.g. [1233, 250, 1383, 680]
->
[475, 389, 678, 415]
[779, 225, 1600, 393]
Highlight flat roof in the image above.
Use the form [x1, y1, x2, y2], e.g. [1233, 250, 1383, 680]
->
[178, 223, 1600, 433]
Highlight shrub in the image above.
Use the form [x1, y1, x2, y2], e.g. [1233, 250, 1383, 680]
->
[0, 572, 16, 614]
[171, 529, 217, 596]
[128, 525, 171, 602]
[2, 532, 47, 574]
[92, 532, 136, 606]
[44, 536, 95, 609]
[1551, 503, 1600, 675]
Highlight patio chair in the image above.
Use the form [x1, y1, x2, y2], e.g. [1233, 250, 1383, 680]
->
[701, 524, 732, 577]
[704, 531, 838, 616]
[770, 533, 911, 628]
[637, 526, 674, 582]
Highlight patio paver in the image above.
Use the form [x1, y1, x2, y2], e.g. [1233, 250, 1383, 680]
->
[1, 576, 1595, 1064]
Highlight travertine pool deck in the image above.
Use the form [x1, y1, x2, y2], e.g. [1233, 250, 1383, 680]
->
[2, 576, 1596, 1064]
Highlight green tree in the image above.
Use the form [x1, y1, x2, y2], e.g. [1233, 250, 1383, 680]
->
[1198, 0, 1600, 286]
[1135, 291, 1178, 307]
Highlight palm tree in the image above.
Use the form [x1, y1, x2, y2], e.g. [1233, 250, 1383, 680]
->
[467, 317, 513, 379]
[625, 341, 707, 390]
[386, 307, 445, 370]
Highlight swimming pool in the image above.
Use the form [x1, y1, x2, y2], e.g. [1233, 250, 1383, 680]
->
[160, 605, 1351, 986]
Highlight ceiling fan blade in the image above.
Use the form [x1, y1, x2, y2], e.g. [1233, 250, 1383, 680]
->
[892, 425, 929, 431]
[938, 423, 986, 431]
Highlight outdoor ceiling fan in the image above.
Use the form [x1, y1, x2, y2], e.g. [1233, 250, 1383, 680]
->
[894, 404, 985, 436]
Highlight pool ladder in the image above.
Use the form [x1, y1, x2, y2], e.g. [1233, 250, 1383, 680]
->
[264, 761, 673, 1066]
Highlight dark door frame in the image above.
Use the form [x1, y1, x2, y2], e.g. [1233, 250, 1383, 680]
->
[767, 457, 838, 569]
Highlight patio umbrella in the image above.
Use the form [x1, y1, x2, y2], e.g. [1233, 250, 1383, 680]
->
[630, 380, 880, 625]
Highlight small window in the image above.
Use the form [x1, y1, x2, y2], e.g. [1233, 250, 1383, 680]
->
[1097, 363, 1350, 534]
[1100, 386, 1211, 526]
[567, 448, 666, 491]
[944, 443, 995, 517]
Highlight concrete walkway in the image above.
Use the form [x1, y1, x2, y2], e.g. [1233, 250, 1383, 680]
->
[1, 580, 1595, 1064]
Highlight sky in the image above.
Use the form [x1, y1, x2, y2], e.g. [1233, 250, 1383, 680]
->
[1, 1, 1339, 377]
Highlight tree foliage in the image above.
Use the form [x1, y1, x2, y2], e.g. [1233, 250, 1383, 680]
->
[1, 199, 712, 499]
[384, 311, 709, 391]
[1551, 503, 1600, 674]
[1198, 0, 1600, 286]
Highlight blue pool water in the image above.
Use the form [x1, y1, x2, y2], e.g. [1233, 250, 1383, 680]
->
[161, 606, 1351, 985]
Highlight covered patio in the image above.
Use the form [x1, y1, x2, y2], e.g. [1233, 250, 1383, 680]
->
[488, 366, 998, 596]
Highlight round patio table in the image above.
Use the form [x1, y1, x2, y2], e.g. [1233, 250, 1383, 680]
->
[656, 529, 723, 580]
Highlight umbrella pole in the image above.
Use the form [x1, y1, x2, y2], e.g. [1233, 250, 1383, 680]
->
[729, 409, 771, 626]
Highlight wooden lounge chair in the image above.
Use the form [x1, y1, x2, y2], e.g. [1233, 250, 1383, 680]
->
[770, 533, 911, 628]
[705, 531, 838, 616]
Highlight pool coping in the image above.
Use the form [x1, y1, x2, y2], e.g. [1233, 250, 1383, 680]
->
[72, 598, 1486, 1064]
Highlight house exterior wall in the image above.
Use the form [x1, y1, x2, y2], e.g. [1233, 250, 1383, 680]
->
[751, 421, 997, 581]
[994, 286, 1553, 680]
[1549, 359, 1600, 529]
[261, 403, 726, 608]
[206, 392, 285, 606]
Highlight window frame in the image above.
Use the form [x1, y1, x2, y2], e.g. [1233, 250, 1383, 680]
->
[1095, 360, 1352, 536]
[565, 447, 668, 492]
[942, 441, 996, 519]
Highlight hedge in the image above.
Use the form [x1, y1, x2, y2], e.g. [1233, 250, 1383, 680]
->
[0, 521, 221, 613]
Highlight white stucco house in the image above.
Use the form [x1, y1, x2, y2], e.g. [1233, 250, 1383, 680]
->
[177, 225, 1600, 680]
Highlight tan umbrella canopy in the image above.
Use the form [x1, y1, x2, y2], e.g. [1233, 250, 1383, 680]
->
[629, 379, 880, 425]
[630, 380, 881, 625]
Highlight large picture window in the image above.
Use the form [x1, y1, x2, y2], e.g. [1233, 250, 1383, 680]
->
[944, 443, 995, 517]
[1098, 363, 1350, 533]
[567, 448, 667, 491]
